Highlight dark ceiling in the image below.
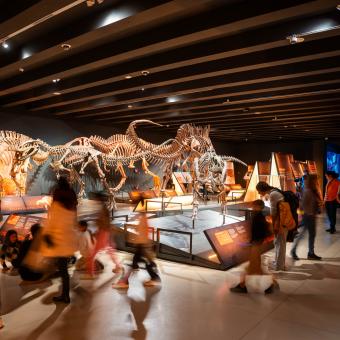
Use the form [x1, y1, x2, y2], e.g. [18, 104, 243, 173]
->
[0, 0, 340, 142]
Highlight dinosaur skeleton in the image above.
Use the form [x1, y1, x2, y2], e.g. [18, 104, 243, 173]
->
[192, 148, 247, 222]
[0, 120, 246, 212]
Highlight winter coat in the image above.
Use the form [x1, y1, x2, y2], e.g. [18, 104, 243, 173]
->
[40, 201, 78, 257]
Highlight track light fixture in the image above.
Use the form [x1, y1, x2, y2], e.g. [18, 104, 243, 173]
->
[2, 41, 9, 49]
[287, 34, 304, 44]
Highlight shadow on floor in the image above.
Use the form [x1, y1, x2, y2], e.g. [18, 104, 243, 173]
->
[277, 258, 340, 281]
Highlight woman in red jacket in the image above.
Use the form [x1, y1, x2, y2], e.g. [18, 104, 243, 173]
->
[324, 171, 340, 234]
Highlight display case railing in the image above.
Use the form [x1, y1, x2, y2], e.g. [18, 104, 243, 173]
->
[156, 228, 192, 259]
[145, 200, 183, 215]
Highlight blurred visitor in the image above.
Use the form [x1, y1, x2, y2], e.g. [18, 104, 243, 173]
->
[291, 175, 322, 260]
[1, 230, 21, 273]
[87, 192, 121, 277]
[40, 177, 78, 303]
[324, 170, 340, 234]
[113, 213, 161, 289]
[231, 200, 274, 294]
[76, 220, 103, 272]
[18, 224, 44, 281]
[256, 182, 286, 271]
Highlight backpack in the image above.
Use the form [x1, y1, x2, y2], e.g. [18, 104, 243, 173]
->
[273, 188, 299, 242]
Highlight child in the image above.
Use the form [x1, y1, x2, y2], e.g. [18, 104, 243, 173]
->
[87, 193, 122, 277]
[18, 224, 44, 282]
[113, 213, 161, 289]
[1, 230, 21, 273]
[230, 200, 274, 294]
[76, 220, 103, 272]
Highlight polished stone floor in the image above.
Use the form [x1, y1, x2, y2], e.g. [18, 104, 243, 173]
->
[1, 213, 340, 340]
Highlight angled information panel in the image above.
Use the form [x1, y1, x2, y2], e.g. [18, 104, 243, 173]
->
[204, 220, 273, 269]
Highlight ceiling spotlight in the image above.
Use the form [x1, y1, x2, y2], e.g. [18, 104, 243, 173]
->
[53, 92, 61, 96]
[287, 34, 304, 44]
[141, 87, 145, 91]
[254, 112, 261, 115]
[245, 138, 248, 142]
[223, 99, 230, 103]
[61, 43, 71, 51]
[304, 129, 310, 132]
[19, 67, 24, 72]
[284, 125, 288, 128]
[141, 70, 150, 76]
[325, 137, 329, 140]
[52, 78, 60, 83]
[128, 104, 133, 108]
[86, 0, 95, 6]
[125, 75, 132, 79]
[2, 41, 9, 49]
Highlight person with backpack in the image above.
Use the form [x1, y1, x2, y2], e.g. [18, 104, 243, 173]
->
[256, 182, 297, 271]
[291, 175, 322, 260]
[324, 171, 340, 234]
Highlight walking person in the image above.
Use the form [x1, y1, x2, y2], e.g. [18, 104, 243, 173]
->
[324, 171, 340, 234]
[41, 177, 78, 303]
[256, 182, 287, 271]
[230, 199, 274, 294]
[291, 175, 322, 260]
[87, 192, 122, 277]
[113, 213, 161, 289]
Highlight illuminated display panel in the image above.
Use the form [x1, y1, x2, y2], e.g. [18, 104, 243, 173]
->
[204, 221, 273, 269]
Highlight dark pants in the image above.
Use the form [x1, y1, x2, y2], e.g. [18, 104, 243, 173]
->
[132, 246, 160, 281]
[122, 245, 160, 283]
[291, 214, 316, 255]
[57, 257, 70, 298]
[325, 200, 337, 231]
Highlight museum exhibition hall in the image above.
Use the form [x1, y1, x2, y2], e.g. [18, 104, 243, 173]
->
[0, 1, 340, 339]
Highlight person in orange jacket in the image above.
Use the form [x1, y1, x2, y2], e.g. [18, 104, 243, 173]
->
[324, 171, 340, 234]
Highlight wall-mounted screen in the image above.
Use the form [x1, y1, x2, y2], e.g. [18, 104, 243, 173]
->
[327, 151, 340, 174]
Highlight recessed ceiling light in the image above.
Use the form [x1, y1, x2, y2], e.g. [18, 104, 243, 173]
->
[53, 78, 60, 83]
[254, 112, 261, 114]
[128, 104, 133, 108]
[141, 87, 145, 91]
[125, 75, 132, 79]
[304, 129, 310, 132]
[53, 92, 61, 95]
[2, 41, 9, 49]
[279, 136, 283, 139]
[223, 99, 230, 103]
[141, 70, 149, 76]
[166, 96, 181, 103]
[61, 43, 71, 51]
[325, 137, 329, 140]
[284, 125, 288, 128]
[19, 67, 24, 72]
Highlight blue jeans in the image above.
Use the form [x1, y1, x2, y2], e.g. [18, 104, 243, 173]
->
[291, 214, 316, 255]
